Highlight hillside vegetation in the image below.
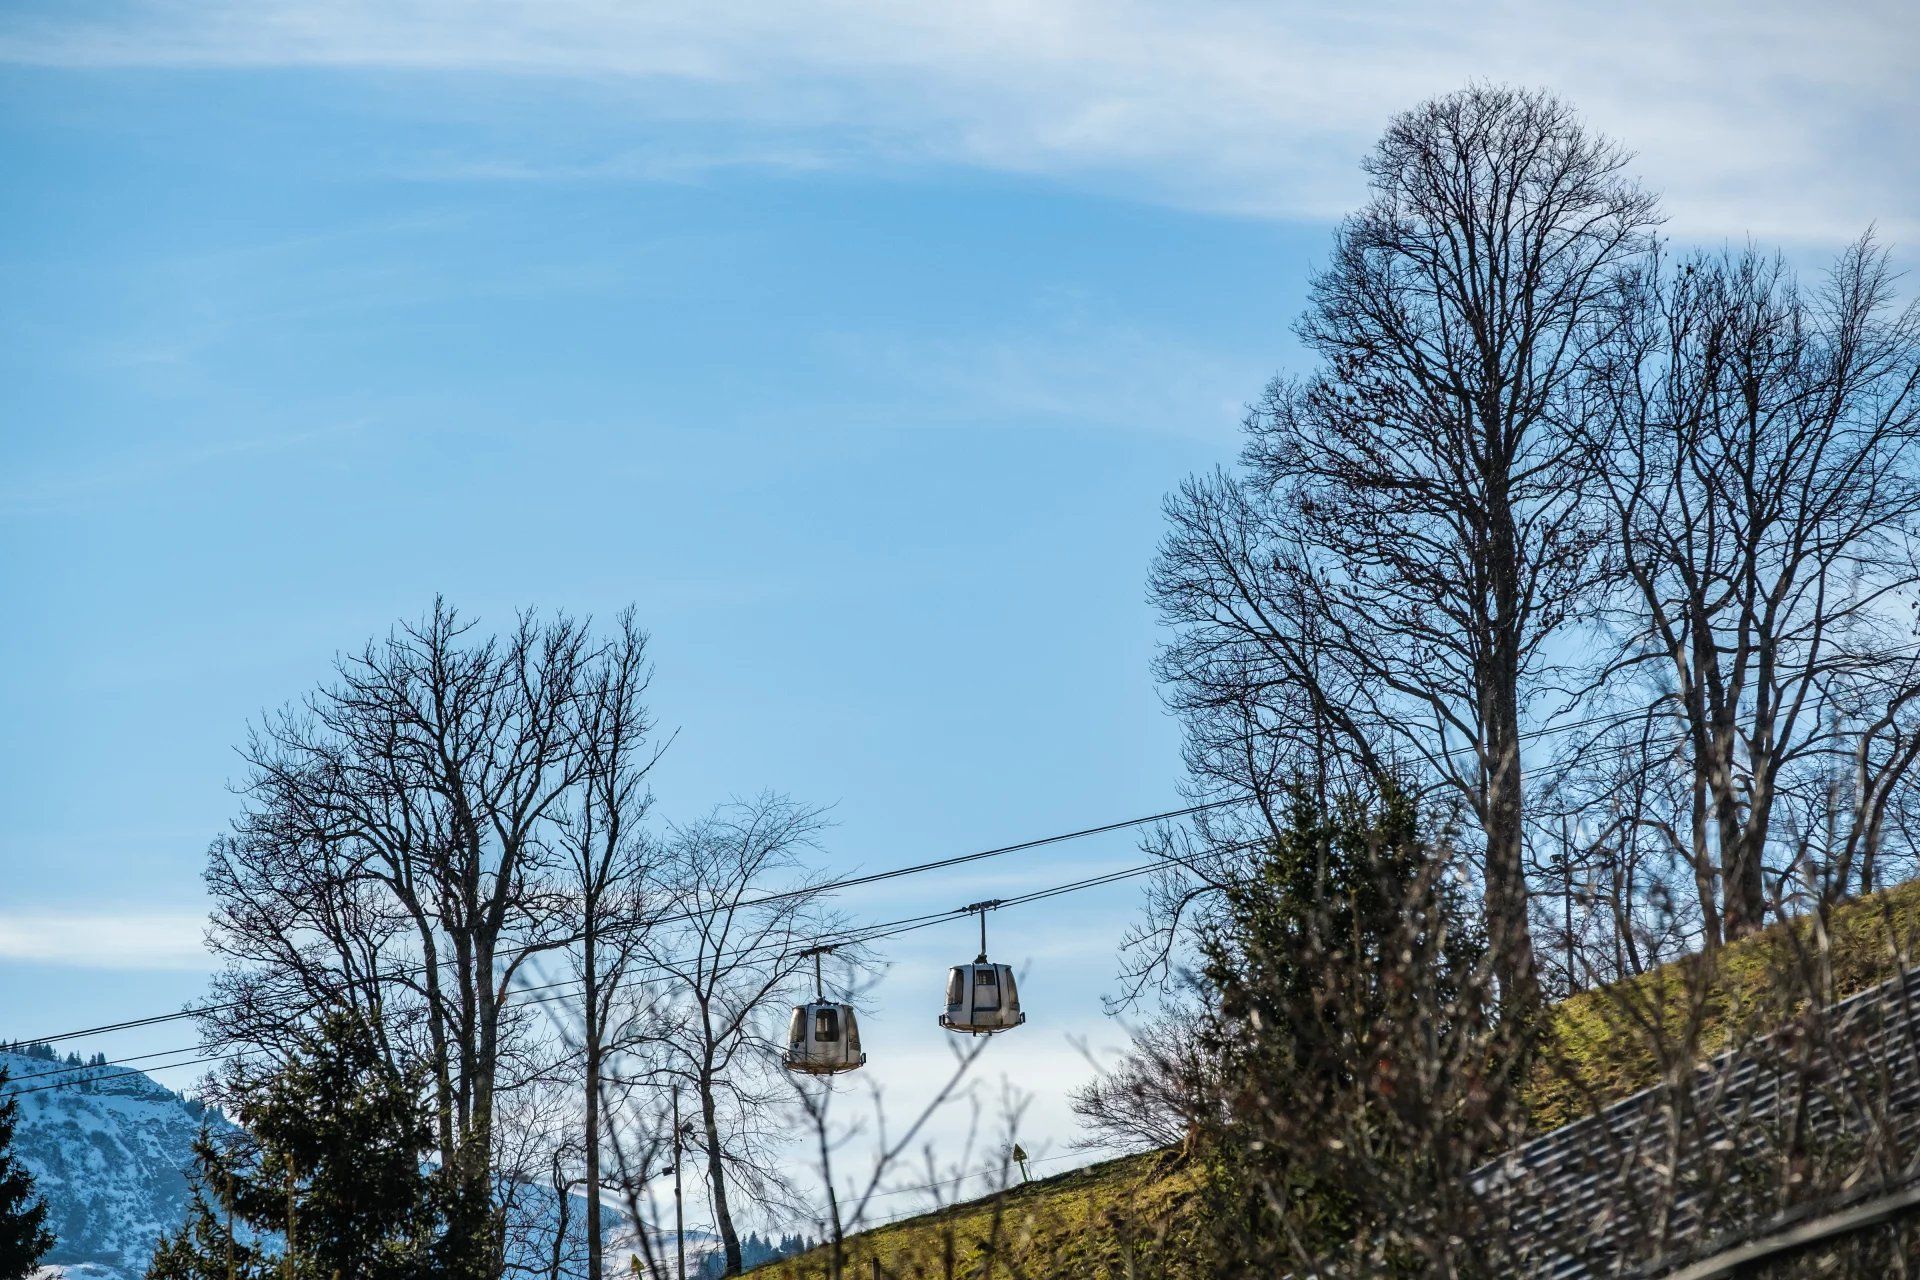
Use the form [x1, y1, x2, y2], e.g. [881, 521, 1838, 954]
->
[772, 878, 1920, 1279]
[1529, 876, 1920, 1128]
[765, 1149, 1200, 1280]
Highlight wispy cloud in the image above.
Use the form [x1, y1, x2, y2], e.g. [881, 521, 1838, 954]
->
[0, 910, 210, 970]
[1, 2, 1914, 240]
[0, 1, 1912, 242]
[0, 420, 371, 514]
[406, 138, 843, 186]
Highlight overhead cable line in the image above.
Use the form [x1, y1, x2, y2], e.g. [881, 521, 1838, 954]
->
[1, 856, 1190, 1100]
[12, 802, 1238, 1052]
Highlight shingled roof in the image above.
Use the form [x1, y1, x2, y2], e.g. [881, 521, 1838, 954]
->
[1474, 966, 1920, 1277]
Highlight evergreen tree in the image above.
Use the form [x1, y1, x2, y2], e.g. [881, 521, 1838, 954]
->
[741, 1231, 768, 1266]
[146, 1008, 443, 1280]
[146, 1137, 265, 1280]
[1195, 783, 1503, 1275]
[0, 1068, 53, 1280]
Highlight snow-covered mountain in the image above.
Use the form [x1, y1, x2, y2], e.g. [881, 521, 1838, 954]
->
[5, 1046, 796, 1280]
[3, 1046, 228, 1280]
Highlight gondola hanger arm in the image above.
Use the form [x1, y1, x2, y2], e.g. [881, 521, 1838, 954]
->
[796, 942, 839, 1001]
[956, 899, 1007, 963]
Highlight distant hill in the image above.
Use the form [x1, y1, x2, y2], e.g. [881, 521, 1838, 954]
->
[2, 1046, 229, 1280]
[1, 1043, 781, 1280]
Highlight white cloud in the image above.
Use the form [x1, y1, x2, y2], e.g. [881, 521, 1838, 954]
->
[0, 911, 210, 970]
[1, 1, 1914, 241]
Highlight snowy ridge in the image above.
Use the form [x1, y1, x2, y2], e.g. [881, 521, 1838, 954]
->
[5, 1047, 790, 1280]
[3, 1047, 229, 1280]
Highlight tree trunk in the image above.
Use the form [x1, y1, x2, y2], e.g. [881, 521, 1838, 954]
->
[1719, 824, 1767, 937]
[1713, 744, 1767, 937]
[1689, 773, 1723, 950]
[1484, 461, 1542, 1018]
[418, 930, 459, 1164]
[457, 931, 503, 1280]
[699, 1068, 741, 1276]
[1483, 652, 1542, 1018]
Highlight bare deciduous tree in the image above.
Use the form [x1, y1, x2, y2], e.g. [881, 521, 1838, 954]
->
[786, 1036, 994, 1280]
[1580, 236, 1920, 940]
[1151, 85, 1660, 1014]
[626, 795, 839, 1277]
[204, 601, 652, 1275]
[1067, 1010, 1213, 1156]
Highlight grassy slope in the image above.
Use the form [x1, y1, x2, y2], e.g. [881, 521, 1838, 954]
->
[771, 878, 1920, 1278]
[765, 1149, 1200, 1280]
[1529, 876, 1920, 1127]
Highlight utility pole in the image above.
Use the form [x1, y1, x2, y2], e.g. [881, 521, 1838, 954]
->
[673, 1083, 685, 1280]
[285, 1154, 296, 1280]
[585, 922, 603, 1280]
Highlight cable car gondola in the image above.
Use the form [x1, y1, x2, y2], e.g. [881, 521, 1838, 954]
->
[939, 900, 1026, 1036]
[783, 946, 866, 1075]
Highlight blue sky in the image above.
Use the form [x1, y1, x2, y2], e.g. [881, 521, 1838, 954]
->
[2, 0, 1915, 1210]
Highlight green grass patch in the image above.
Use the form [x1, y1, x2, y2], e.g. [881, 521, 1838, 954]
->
[762, 1149, 1199, 1280]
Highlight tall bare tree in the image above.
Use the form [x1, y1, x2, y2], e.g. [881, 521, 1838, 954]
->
[204, 601, 642, 1275]
[624, 795, 839, 1277]
[1152, 86, 1659, 1013]
[1581, 237, 1920, 939]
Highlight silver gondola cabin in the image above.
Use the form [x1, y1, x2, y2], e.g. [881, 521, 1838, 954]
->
[784, 948, 866, 1075]
[939, 901, 1025, 1036]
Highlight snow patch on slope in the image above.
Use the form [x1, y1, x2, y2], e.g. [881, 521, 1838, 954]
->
[4, 1048, 230, 1280]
